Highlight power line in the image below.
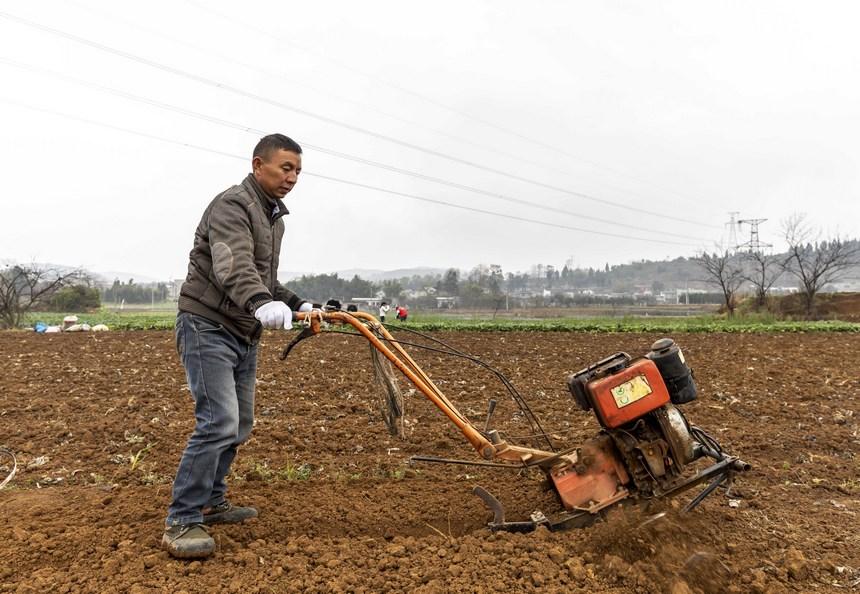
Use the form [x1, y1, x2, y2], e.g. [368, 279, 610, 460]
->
[186, 0, 576, 156]
[305, 173, 700, 246]
[67, 0, 531, 163]
[0, 57, 709, 244]
[186, 0, 709, 207]
[68, 0, 669, 206]
[0, 9, 722, 231]
[0, 96, 703, 248]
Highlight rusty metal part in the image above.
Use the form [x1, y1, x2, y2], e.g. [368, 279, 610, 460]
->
[549, 434, 631, 512]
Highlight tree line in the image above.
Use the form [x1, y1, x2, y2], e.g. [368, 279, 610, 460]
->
[0, 265, 94, 328]
[102, 279, 170, 305]
[0, 272, 172, 328]
[1, 214, 857, 328]
[696, 214, 860, 317]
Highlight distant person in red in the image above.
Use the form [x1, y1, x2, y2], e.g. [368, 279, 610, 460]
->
[395, 305, 408, 322]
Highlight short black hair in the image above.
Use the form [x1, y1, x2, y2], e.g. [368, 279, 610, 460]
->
[253, 134, 302, 160]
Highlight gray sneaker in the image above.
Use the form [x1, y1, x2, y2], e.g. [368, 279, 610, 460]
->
[162, 523, 215, 559]
[202, 501, 258, 525]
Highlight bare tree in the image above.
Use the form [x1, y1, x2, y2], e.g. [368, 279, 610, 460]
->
[782, 214, 860, 318]
[741, 250, 785, 309]
[0, 264, 86, 329]
[695, 250, 745, 317]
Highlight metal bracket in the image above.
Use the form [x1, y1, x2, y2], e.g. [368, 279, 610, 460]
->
[473, 486, 545, 533]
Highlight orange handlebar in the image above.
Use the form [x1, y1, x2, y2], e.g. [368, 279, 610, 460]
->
[294, 310, 495, 458]
[291, 310, 559, 466]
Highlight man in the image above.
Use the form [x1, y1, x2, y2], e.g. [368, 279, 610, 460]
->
[163, 134, 313, 559]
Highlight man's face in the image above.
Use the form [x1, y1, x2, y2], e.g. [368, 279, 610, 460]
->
[252, 149, 302, 199]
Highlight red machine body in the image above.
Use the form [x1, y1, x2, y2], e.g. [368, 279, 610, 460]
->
[549, 434, 631, 511]
[549, 353, 675, 515]
[586, 358, 670, 428]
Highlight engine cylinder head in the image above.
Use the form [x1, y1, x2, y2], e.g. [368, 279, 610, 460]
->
[647, 338, 697, 404]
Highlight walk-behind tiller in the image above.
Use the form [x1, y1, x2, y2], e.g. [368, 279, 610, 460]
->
[283, 308, 750, 532]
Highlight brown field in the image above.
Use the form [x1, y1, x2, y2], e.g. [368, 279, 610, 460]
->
[1, 329, 858, 593]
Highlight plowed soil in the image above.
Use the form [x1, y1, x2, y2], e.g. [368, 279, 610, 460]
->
[1, 329, 858, 593]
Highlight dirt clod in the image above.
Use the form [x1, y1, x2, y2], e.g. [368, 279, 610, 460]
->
[784, 547, 809, 580]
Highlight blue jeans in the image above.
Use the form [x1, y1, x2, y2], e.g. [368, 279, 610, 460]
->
[166, 312, 258, 527]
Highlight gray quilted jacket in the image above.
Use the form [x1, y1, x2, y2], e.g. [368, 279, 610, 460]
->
[177, 173, 306, 344]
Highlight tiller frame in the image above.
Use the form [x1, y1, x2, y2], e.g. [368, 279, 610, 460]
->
[284, 310, 749, 532]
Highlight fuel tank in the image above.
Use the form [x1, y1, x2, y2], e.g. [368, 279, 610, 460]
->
[568, 353, 671, 428]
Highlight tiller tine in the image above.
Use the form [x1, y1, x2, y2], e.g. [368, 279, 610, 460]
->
[473, 486, 548, 533]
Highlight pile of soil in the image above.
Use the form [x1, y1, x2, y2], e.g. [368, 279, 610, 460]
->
[1, 329, 858, 593]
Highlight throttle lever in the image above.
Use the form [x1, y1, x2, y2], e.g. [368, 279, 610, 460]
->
[483, 398, 498, 432]
[279, 311, 322, 360]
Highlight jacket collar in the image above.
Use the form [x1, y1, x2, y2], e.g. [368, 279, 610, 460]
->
[244, 173, 290, 223]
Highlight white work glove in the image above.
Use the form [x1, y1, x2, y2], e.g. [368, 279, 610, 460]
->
[254, 301, 293, 330]
[298, 302, 314, 313]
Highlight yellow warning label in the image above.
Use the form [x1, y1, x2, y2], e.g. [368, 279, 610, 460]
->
[611, 375, 653, 408]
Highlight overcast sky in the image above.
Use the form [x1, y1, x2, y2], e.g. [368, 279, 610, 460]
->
[1, 1, 858, 281]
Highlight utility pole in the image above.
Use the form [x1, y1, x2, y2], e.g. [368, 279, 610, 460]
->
[737, 218, 772, 254]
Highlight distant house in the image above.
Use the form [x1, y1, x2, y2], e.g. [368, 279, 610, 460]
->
[404, 287, 436, 299]
[435, 296, 457, 309]
[350, 297, 383, 310]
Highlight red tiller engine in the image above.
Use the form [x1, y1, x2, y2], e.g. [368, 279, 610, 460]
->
[281, 311, 748, 532]
[533, 339, 747, 527]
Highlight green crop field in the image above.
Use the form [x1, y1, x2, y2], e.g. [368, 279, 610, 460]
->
[25, 309, 177, 330]
[21, 309, 860, 333]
